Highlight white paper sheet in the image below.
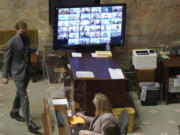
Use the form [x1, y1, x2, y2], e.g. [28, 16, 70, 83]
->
[174, 79, 179, 87]
[91, 53, 97, 57]
[52, 98, 68, 105]
[72, 52, 82, 57]
[76, 71, 94, 78]
[108, 68, 125, 79]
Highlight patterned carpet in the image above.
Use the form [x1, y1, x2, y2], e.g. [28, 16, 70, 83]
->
[129, 91, 180, 135]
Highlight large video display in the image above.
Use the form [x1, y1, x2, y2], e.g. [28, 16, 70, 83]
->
[53, 4, 126, 49]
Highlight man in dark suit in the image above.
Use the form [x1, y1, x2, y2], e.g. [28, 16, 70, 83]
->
[2, 21, 41, 133]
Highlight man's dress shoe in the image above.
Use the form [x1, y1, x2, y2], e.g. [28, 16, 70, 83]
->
[10, 112, 25, 122]
[27, 121, 41, 133]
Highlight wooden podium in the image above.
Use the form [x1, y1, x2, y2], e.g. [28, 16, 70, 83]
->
[67, 52, 128, 116]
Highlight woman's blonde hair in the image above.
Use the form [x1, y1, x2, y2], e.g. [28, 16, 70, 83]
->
[94, 93, 113, 115]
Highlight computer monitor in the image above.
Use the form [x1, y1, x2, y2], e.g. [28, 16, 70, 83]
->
[53, 3, 126, 50]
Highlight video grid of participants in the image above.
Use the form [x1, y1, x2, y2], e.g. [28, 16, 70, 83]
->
[57, 6, 123, 45]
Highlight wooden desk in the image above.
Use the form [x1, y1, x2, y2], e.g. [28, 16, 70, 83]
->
[161, 56, 180, 104]
[67, 53, 128, 116]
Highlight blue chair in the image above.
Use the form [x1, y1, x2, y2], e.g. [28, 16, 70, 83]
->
[118, 109, 129, 135]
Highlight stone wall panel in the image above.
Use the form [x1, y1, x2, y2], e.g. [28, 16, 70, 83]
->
[0, 0, 179, 51]
[14, 0, 40, 9]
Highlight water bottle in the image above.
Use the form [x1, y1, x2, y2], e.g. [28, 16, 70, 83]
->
[67, 102, 72, 117]
[106, 43, 110, 51]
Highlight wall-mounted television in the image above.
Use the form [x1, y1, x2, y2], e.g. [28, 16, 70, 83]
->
[53, 3, 126, 50]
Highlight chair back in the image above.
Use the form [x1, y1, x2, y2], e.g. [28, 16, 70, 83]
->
[118, 109, 129, 135]
[0, 30, 38, 49]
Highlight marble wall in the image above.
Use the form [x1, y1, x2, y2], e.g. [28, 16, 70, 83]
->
[0, 0, 180, 51]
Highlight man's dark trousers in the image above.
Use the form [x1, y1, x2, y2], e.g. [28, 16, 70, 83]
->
[11, 72, 32, 124]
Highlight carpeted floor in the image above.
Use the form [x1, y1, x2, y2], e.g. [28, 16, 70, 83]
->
[0, 78, 48, 135]
[128, 91, 180, 135]
[0, 73, 180, 135]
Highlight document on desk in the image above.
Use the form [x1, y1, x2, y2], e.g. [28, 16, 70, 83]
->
[72, 52, 82, 57]
[76, 71, 94, 78]
[52, 98, 68, 105]
[108, 68, 125, 79]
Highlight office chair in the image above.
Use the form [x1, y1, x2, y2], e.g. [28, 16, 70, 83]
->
[118, 109, 129, 135]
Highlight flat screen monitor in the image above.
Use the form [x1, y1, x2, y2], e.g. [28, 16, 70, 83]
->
[53, 4, 126, 50]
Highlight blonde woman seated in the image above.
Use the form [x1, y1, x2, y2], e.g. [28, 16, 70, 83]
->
[76, 93, 116, 135]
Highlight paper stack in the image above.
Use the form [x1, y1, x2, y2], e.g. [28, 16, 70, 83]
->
[95, 51, 112, 57]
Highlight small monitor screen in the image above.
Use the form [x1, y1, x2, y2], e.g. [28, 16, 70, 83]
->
[53, 4, 126, 49]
